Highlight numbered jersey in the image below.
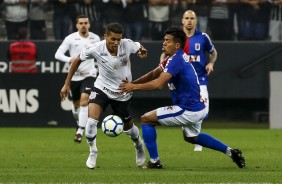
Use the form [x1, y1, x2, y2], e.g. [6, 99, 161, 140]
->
[80, 39, 141, 101]
[55, 31, 100, 81]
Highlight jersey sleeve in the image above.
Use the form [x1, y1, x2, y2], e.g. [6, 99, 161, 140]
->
[123, 39, 141, 54]
[55, 37, 72, 62]
[80, 43, 96, 61]
[164, 55, 182, 76]
[203, 33, 215, 53]
[160, 56, 170, 70]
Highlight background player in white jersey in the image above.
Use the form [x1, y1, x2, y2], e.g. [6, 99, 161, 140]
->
[120, 27, 245, 169]
[55, 15, 100, 143]
[60, 22, 148, 169]
[161, 10, 218, 152]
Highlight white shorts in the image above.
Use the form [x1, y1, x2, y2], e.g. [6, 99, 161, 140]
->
[157, 105, 207, 137]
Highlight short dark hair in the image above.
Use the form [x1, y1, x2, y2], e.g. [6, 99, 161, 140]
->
[164, 27, 186, 49]
[105, 22, 124, 35]
[76, 14, 89, 23]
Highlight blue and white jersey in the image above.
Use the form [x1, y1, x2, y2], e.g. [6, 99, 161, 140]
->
[184, 29, 214, 85]
[161, 50, 205, 111]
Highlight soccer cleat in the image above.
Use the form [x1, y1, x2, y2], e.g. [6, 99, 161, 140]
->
[86, 151, 98, 169]
[74, 133, 82, 143]
[145, 160, 163, 169]
[134, 140, 146, 167]
[194, 144, 203, 151]
[231, 149, 246, 168]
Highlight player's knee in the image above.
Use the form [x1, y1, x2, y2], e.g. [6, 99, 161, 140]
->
[182, 131, 197, 144]
[140, 113, 149, 123]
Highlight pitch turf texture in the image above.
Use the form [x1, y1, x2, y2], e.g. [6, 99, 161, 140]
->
[0, 122, 281, 183]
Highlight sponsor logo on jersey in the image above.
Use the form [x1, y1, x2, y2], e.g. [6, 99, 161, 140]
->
[184, 54, 201, 62]
[103, 87, 124, 96]
[100, 53, 108, 56]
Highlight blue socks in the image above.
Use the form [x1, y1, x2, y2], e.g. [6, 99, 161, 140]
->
[194, 133, 228, 153]
[142, 124, 228, 158]
[141, 124, 159, 159]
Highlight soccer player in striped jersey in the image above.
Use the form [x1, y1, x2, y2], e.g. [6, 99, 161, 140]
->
[60, 22, 147, 169]
[120, 27, 245, 169]
[55, 15, 100, 143]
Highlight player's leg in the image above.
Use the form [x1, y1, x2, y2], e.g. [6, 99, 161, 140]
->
[85, 88, 108, 169]
[76, 77, 96, 143]
[141, 109, 162, 169]
[71, 101, 80, 125]
[85, 103, 102, 169]
[181, 109, 245, 168]
[112, 99, 146, 167]
[70, 80, 83, 142]
[74, 93, 88, 142]
[194, 85, 209, 151]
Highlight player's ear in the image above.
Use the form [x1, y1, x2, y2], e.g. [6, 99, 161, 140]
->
[175, 43, 180, 50]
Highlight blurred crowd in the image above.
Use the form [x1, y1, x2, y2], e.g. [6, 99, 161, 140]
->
[1, 0, 282, 41]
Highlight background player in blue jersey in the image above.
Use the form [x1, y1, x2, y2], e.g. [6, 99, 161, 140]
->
[120, 27, 245, 169]
[162, 10, 218, 151]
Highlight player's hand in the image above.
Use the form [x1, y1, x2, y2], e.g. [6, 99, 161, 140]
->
[206, 63, 214, 75]
[137, 46, 147, 59]
[60, 85, 70, 101]
[119, 80, 135, 93]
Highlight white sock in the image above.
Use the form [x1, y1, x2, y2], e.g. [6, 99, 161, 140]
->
[150, 157, 159, 163]
[72, 105, 80, 126]
[124, 124, 140, 143]
[226, 147, 232, 157]
[85, 118, 98, 152]
[76, 127, 84, 135]
[89, 139, 97, 153]
[78, 106, 88, 134]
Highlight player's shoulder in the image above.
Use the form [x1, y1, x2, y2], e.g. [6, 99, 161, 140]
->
[63, 32, 79, 41]
[86, 39, 104, 50]
[88, 32, 101, 41]
[121, 38, 140, 49]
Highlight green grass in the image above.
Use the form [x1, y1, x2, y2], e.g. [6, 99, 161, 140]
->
[0, 125, 281, 183]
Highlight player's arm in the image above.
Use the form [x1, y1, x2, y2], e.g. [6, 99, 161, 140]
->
[55, 39, 71, 63]
[132, 65, 163, 84]
[120, 71, 171, 93]
[60, 55, 82, 101]
[160, 52, 170, 63]
[206, 48, 217, 75]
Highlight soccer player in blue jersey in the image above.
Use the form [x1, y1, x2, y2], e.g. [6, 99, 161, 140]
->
[162, 10, 218, 151]
[119, 27, 245, 169]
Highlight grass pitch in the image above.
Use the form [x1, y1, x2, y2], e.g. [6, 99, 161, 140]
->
[0, 124, 281, 183]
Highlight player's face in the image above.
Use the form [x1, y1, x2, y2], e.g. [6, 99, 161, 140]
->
[104, 32, 122, 54]
[182, 11, 197, 31]
[162, 34, 179, 56]
[76, 18, 90, 34]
